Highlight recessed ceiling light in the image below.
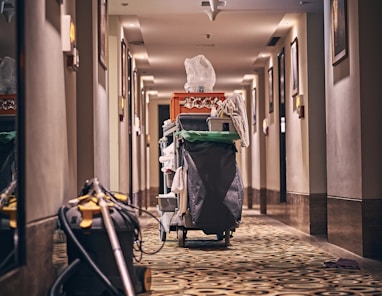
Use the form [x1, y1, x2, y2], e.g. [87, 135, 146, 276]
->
[266, 36, 280, 47]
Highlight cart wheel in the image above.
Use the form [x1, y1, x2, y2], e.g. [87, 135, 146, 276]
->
[177, 228, 186, 247]
[216, 232, 224, 241]
[224, 230, 231, 246]
[159, 227, 166, 242]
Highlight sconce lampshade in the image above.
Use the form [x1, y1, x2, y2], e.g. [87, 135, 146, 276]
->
[0, 0, 15, 23]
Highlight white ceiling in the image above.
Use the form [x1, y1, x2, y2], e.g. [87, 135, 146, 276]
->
[109, 0, 323, 99]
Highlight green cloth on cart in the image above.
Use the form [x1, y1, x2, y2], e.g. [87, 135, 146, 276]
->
[0, 131, 16, 143]
[175, 130, 240, 143]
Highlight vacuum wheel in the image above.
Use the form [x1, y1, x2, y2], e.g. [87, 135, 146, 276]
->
[135, 266, 152, 292]
[177, 227, 186, 247]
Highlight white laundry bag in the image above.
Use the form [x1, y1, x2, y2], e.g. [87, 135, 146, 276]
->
[184, 55, 216, 93]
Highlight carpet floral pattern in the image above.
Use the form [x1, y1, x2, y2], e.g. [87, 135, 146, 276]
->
[135, 209, 382, 296]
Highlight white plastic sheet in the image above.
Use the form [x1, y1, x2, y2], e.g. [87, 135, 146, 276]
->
[184, 55, 216, 92]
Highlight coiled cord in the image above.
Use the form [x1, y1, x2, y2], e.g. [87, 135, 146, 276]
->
[48, 205, 123, 296]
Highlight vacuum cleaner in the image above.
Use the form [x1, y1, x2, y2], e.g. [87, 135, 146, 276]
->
[49, 178, 152, 296]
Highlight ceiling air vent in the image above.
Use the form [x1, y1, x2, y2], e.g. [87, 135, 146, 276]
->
[267, 36, 280, 47]
[130, 40, 144, 46]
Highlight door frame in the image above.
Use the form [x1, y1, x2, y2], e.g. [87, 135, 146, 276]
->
[278, 48, 287, 203]
[158, 105, 170, 194]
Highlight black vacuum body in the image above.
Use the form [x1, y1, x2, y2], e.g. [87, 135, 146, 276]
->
[63, 205, 143, 296]
[0, 215, 15, 265]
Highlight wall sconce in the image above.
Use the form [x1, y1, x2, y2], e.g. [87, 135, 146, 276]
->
[62, 15, 79, 71]
[146, 134, 150, 147]
[295, 95, 304, 118]
[119, 96, 125, 122]
[62, 15, 76, 53]
[135, 115, 141, 135]
[0, 0, 15, 23]
[262, 118, 269, 136]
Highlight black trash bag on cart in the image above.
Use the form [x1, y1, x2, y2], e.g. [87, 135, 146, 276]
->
[182, 140, 243, 234]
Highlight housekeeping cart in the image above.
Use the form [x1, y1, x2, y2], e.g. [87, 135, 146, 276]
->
[157, 93, 246, 247]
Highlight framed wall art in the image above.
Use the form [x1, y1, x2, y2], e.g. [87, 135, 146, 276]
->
[98, 0, 108, 69]
[330, 0, 348, 65]
[119, 39, 127, 121]
[291, 37, 299, 97]
[121, 39, 127, 99]
[268, 67, 274, 113]
[252, 88, 257, 125]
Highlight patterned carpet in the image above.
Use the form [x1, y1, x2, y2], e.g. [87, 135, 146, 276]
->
[134, 208, 382, 296]
[53, 208, 382, 296]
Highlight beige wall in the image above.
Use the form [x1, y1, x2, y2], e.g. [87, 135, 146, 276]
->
[306, 14, 326, 194]
[251, 71, 267, 190]
[25, 0, 76, 222]
[91, 1, 110, 187]
[76, 0, 110, 190]
[108, 15, 145, 196]
[108, 31, 120, 191]
[286, 13, 326, 195]
[21, 0, 118, 222]
[263, 16, 307, 194]
[108, 15, 127, 193]
[325, 0, 362, 199]
[283, 16, 310, 194]
[263, 44, 280, 191]
[21, 0, 115, 220]
[325, 0, 382, 200]
[250, 12, 326, 198]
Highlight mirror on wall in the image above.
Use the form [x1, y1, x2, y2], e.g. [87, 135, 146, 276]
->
[0, 0, 22, 276]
